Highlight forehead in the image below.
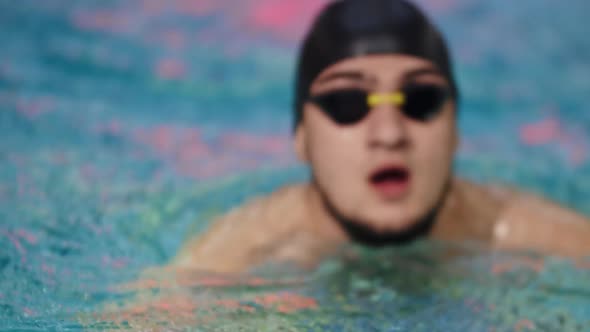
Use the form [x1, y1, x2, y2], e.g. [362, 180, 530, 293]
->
[313, 54, 442, 85]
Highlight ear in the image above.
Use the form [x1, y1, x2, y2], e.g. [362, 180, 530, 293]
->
[294, 124, 309, 163]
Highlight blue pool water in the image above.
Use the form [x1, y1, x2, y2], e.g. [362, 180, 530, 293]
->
[1, 0, 589, 330]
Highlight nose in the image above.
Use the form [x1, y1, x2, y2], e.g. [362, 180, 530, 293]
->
[367, 104, 410, 150]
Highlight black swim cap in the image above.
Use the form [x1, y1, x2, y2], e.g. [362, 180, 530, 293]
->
[294, 0, 458, 129]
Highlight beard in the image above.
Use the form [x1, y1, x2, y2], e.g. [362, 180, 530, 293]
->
[314, 176, 452, 247]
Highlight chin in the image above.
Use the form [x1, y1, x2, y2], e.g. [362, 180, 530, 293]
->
[337, 206, 437, 247]
[360, 212, 412, 232]
[363, 201, 423, 229]
[317, 185, 442, 247]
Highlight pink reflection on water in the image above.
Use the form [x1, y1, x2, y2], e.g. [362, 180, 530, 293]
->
[50, 152, 69, 166]
[71, 10, 132, 34]
[519, 115, 588, 166]
[157, 29, 188, 50]
[130, 123, 295, 179]
[62, 0, 325, 54]
[559, 131, 589, 166]
[134, 125, 209, 157]
[139, 0, 225, 16]
[102, 255, 130, 269]
[246, 0, 326, 41]
[42, 264, 56, 276]
[171, 0, 225, 16]
[155, 58, 188, 80]
[221, 133, 289, 155]
[79, 164, 97, 182]
[16, 96, 55, 119]
[102, 120, 123, 135]
[22, 307, 35, 317]
[1, 230, 26, 264]
[63, 0, 470, 54]
[16, 229, 38, 245]
[519, 117, 560, 146]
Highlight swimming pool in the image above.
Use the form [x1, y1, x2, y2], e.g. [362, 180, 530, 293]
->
[1, 0, 589, 330]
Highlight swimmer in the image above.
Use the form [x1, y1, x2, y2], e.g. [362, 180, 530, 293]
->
[168, 0, 590, 275]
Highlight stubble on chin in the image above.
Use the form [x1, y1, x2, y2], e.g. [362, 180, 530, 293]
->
[311, 175, 453, 247]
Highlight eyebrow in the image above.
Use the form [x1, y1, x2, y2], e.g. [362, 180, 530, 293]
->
[315, 66, 444, 87]
[314, 71, 375, 86]
[402, 67, 444, 82]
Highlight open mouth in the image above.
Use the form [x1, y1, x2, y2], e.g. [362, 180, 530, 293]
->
[371, 167, 409, 183]
[369, 166, 411, 198]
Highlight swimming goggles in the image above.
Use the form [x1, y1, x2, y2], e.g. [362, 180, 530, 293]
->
[308, 84, 450, 125]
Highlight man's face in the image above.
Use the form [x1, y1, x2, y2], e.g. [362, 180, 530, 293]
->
[295, 54, 458, 235]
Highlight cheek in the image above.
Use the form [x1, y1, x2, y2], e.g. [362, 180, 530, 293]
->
[307, 111, 353, 158]
[412, 118, 456, 172]
[305, 113, 365, 181]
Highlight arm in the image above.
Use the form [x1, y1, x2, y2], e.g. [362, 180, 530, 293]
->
[97, 186, 314, 329]
[168, 185, 313, 275]
[493, 191, 590, 258]
[170, 197, 273, 275]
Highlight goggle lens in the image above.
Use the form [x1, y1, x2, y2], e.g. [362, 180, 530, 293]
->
[309, 84, 450, 125]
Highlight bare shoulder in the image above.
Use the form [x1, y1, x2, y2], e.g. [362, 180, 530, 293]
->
[489, 183, 590, 257]
[168, 184, 310, 274]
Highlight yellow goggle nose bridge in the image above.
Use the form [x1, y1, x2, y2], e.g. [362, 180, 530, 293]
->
[367, 92, 406, 108]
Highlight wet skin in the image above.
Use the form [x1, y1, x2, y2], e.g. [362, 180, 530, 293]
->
[169, 55, 590, 275]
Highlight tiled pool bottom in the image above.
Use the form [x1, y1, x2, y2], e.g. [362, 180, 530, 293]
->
[1, 0, 590, 330]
